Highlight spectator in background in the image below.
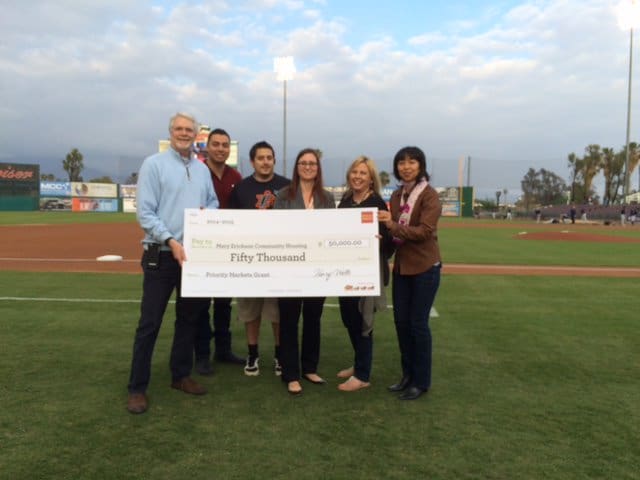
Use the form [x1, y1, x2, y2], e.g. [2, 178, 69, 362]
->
[570, 204, 577, 224]
[126, 112, 218, 414]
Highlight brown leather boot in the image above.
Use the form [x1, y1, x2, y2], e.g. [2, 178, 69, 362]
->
[170, 377, 207, 395]
[127, 393, 148, 414]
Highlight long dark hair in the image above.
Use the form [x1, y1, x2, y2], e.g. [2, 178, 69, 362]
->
[286, 148, 325, 200]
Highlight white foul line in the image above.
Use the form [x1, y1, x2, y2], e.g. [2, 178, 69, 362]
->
[0, 257, 137, 263]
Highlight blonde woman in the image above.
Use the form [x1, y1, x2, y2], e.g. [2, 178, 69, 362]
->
[336, 156, 394, 391]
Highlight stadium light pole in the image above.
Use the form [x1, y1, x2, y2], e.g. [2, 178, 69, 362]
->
[617, 1, 640, 201]
[274, 56, 296, 177]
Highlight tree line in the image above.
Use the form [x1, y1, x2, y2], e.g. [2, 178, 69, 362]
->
[50, 144, 637, 206]
[521, 143, 639, 209]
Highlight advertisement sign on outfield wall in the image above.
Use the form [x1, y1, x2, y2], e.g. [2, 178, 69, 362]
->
[71, 198, 119, 212]
[71, 182, 118, 198]
[0, 162, 40, 196]
[122, 198, 136, 213]
[39, 197, 72, 211]
[41, 181, 72, 197]
[119, 184, 137, 198]
[436, 186, 474, 217]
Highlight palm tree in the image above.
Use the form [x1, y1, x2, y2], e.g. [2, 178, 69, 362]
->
[581, 144, 603, 201]
[601, 148, 624, 205]
[567, 152, 582, 203]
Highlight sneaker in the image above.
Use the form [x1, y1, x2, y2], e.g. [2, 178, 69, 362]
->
[244, 356, 259, 376]
[274, 358, 282, 377]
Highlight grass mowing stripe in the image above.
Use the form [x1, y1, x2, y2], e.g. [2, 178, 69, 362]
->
[0, 296, 439, 316]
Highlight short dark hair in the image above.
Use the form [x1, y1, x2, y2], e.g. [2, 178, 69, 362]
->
[249, 141, 275, 162]
[207, 128, 230, 144]
[392, 146, 429, 182]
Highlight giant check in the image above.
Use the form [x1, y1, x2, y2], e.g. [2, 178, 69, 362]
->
[181, 208, 381, 297]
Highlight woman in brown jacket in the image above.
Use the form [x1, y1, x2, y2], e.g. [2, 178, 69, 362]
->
[378, 146, 442, 401]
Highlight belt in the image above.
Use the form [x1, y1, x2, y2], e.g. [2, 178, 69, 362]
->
[143, 242, 172, 252]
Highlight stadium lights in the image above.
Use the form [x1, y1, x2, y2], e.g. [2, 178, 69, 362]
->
[617, 1, 640, 201]
[274, 56, 296, 176]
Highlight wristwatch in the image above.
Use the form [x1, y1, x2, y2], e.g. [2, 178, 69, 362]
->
[164, 237, 174, 246]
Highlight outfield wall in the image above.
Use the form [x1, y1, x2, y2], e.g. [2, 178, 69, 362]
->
[436, 186, 474, 217]
[1, 160, 475, 216]
[38, 181, 119, 212]
[0, 162, 40, 211]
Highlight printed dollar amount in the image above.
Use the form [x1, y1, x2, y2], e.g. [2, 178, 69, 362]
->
[324, 238, 370, 248]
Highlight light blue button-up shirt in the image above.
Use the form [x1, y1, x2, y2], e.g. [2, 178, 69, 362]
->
[136, 147, 218, 246]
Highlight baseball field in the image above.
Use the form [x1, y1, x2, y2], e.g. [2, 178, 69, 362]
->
[1, 212, 638, 479]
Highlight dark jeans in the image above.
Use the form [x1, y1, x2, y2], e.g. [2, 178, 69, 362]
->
[338, 297, 372, 382]
[278, 297, 325, 382]
[127, 251, 209, 394]
[391, 264, 441, 391]
[194, 297, 233, 360]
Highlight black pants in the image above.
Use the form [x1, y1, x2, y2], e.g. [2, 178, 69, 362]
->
[194, 297, 233, 360]
[127, 251, 209, 394]
[338, 297, 373, 382]
[278, 297, 325, 382]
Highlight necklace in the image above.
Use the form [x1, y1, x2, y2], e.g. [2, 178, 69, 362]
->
[351, 189, 372, 205]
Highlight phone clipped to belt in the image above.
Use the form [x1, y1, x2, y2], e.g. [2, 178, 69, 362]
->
[144, 243, 160, 270]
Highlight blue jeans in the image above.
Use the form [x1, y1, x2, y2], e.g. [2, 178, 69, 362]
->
[338, 297, 373, 382]
[127, 251, 209, 394]
[391, 264, 441, 391]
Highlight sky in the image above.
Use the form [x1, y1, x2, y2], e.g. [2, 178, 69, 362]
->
[1, 0, 639, 201]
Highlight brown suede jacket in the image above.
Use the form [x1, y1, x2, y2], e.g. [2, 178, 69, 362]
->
[388, 183, 442, 275]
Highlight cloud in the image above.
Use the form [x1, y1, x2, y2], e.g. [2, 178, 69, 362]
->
[408, 32, 448, 47]
[0, 0, 636, 193]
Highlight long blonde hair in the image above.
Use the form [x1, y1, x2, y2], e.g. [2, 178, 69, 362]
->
[344, 155, 382, 198]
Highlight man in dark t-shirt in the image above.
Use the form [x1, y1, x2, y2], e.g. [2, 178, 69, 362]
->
[229, 141, 290, 376]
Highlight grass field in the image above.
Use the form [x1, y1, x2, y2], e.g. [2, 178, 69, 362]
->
[1, 213, 639, 479]
[439, 224, 640, 267]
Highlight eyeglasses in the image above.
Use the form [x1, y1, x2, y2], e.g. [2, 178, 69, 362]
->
[298, 162, 318, 167]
